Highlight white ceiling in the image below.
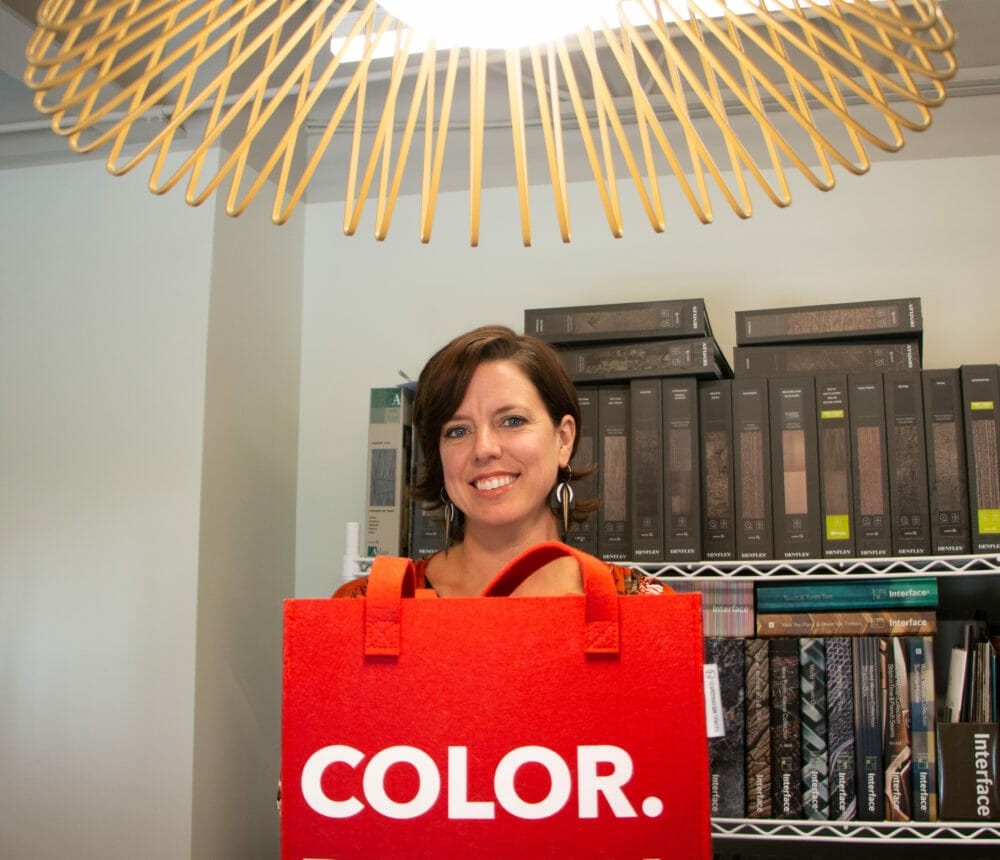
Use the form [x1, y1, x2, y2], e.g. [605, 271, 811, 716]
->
[2, 0, 999, 206]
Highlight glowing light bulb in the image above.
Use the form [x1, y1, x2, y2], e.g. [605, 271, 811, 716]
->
[331, 2, 840, 61]
[376, 0, 613, 49]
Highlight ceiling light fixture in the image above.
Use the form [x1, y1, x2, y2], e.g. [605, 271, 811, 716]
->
[24, 1, 956, 245]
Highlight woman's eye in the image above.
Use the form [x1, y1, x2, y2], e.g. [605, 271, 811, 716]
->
[501, 415, 526, 427]
[443, 426, 468, 439]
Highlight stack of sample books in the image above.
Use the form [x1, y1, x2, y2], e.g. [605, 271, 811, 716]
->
[517, 297, 1000, 564]
[692, 576, 943, 822]
[525, 299, 731, 562]
[733, 297, 923, 377]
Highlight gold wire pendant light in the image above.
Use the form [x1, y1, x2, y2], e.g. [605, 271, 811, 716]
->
[24, 1, 956, 244]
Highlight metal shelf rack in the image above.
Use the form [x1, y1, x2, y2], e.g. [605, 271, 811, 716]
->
[711, 817, 1000, 844]
[638, 554, 1000, 846]
[631, 553, 1000, 581]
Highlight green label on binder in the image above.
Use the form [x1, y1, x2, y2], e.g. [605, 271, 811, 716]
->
[826, 515, 850, 540]
[979, 509, 1000, 534]
[820, 409, 845, 420]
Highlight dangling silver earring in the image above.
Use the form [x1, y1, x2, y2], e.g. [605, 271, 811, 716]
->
[441, 489, 457, 553]
[550, 466, 575, 539]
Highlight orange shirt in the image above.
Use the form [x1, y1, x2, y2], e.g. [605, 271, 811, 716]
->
[332, 550, 671, 598]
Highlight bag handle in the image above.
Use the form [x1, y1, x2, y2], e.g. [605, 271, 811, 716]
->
[481, 541, 620, 656]
[364, 555, 416, 657]
[364, 542, 621, 657]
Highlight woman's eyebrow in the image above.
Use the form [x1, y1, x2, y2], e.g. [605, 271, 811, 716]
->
[448, 401, 531, 421]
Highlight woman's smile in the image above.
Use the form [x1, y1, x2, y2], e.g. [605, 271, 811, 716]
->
[473, 473, 518, 492]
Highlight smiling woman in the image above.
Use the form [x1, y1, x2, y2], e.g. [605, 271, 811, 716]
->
[333, 325, 666, 599]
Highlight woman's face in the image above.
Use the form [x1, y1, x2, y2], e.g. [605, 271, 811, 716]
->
[439, 360, 575, 538]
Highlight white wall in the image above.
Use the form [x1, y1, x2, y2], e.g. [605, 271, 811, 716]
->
[297, 153, 1000, 597]
[189, 168, 304, 860]
[0, 150, 303, 860]
[0, 159, 214, 858]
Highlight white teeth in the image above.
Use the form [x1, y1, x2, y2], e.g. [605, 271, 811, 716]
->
[475, 475, 515, 491]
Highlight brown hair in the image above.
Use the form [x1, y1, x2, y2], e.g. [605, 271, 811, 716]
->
[411, 325, 596, 542]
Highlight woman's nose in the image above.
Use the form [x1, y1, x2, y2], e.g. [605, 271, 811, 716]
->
[473, 426, 501, 459]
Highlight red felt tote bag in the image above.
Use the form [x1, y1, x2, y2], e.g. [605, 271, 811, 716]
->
[281, 541, 711, 859]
